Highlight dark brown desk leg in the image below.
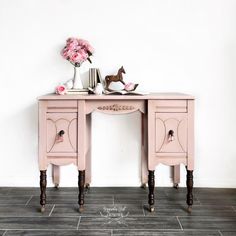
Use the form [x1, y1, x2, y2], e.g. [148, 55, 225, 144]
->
[40, 170, 47, 213]
[148, 170, 155, 212]
[78, 170, 85, 212]
[186, 169, 193, 213]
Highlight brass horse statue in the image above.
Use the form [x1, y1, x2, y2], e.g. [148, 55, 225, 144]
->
[105, 66, 126, 91]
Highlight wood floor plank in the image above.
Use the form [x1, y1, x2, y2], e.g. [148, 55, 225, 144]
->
[0, 217, 79, 230]
[5, 188, 40, 196]
[179, 216, 236, 230]
[0, 187, 10, 195]
[0, 205, 53, 217]
[194, 188, 236, 195]
[28, 195, 113, 205]
[113, 230, 221, 235]
[87, 187, 151, 195]
[79, 217, 180, 230]
[5, 187, 86, 196]
[144, 205, 236, 217]
[220, 231, 236, 236]
[0, 231, 5, 236]
[114, 197, 201, 205]
[194, 189, 236, 206]
[0, 196, 32, 205]
[197, 196, 236, 205]
[51, 204, 144, 217]
[4, 230, 111, 236]
[114, 192, 167, 200]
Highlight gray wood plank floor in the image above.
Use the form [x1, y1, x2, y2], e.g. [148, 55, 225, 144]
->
[0, 187, 235, 235]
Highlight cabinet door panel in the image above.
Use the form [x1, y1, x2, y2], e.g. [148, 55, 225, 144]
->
[46, 113, 77, 153]
[155, 113, 187, 153]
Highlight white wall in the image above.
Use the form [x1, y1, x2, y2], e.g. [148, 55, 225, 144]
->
[0, 0, 236, 187]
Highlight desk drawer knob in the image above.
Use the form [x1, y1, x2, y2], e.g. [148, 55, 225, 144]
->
[58, 130, 65, 136]
[168, 130, 175, 142]
[56, 130, 65, 142]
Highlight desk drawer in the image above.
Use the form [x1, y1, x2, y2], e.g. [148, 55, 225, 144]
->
[152, 100, 187, 113]
[47, 100, 78, 112]
[155, 113, 187, 153]
[46, 113, 77, 153]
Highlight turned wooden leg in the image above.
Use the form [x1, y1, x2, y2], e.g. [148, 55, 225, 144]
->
[52, 165, 60, 189]
[148, 170, 155, 212]
[78, 170, 85, 212]
[186, 169, 193, 213]
[40, 170, 47, 213]
[173, 165, 180, 189]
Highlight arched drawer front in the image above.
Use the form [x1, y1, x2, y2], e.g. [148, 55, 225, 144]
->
[155, 113, 187, 153]
[46, 113, 77, 153]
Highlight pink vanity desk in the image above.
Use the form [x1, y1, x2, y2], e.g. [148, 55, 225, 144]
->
[38, 93, 194, 212]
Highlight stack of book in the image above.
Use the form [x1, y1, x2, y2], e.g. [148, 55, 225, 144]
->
[103, 89, 149, 95]
[89, 68, 97, 88]
[89, 68, 103, 89]
[66, 88, 89, 95]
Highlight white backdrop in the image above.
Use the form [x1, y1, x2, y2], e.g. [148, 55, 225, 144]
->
[0, 0, 236, 187]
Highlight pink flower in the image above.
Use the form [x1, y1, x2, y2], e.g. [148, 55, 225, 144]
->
[124, 82, 136, 91]
[78, 49, 88, 60]
[66, 38, 78, 46]
[55, 85, 66, 95]
[77, 39, 94, 55]
[61, 48, 74, 59]
[67, 43, 77, 50]
[70, 50, 87, 64]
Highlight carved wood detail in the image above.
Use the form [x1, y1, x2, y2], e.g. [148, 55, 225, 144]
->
[97, 104, 135, 112]
[46, 113, 77, 153]
[85, 100, 145, 114]
[155, 114, 187, 153]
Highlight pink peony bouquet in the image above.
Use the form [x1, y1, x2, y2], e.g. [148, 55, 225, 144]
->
[61, 37, 94, 67]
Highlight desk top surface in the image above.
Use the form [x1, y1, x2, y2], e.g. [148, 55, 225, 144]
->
[38, 93, 194, 100]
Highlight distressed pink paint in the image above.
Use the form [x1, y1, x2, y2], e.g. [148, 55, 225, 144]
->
[38, 93, 194, 186]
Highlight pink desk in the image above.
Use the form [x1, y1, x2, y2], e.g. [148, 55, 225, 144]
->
[38, 93, 194, 213]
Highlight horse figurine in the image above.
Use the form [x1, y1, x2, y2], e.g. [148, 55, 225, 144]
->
[105, 66, 126, 91]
